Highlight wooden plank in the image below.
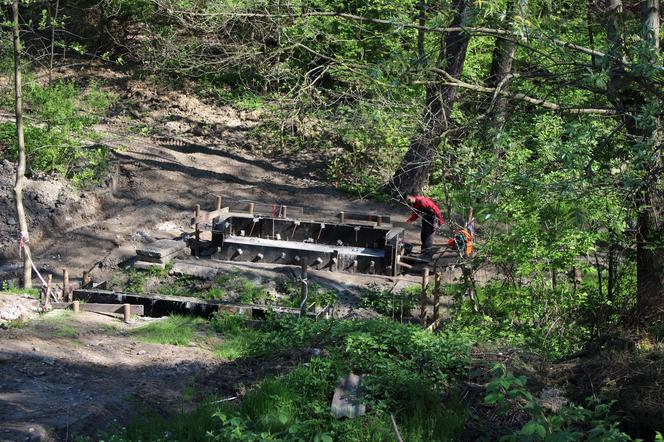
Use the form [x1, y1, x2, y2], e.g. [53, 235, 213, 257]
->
[337, 212, 391, 224]
[191, 207, 229, 225]
[71, 288, 315, 318]
[52, 302, 144, 315]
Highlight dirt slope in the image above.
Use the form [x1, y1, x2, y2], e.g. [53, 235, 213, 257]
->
[0, 68, 427, 285]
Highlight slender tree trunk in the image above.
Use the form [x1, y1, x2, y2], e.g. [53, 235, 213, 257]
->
[48, 0, 60, 85]
[417, 0, 426, 62]
[12, 0, 32, 289]
[485, 0, 526, 128]
[390, 0, 474, 195]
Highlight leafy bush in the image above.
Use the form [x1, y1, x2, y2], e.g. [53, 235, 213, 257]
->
[485, 364, 636, 441]
[359, 283, 418, 319]
[0, 78, 114, 186]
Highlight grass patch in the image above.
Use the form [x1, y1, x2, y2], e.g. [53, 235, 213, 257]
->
[0, 286, 40, 299]
[211, 313, 261, 360]
[130, 315, 205, 346]
[38, 310, 78, 338]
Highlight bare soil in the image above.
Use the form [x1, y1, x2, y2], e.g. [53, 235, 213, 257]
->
[0, 310, 222, 441]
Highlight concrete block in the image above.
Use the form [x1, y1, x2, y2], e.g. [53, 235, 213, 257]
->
[136, 239, 187, 259]
[170, 261, 218, 280]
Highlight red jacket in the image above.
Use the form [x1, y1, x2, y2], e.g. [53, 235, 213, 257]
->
[406, 196, 444, 225]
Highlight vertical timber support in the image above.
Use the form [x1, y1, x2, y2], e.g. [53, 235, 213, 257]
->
[82, 270, 91, 288]
[194, 204, 201, 257]
[299, 257, 309, 317]
[43, 274, 52, 308]
[73, 300, 80, 313]
[123, 303, 131, 322]
[420, 267, 430, 326]
[63, 268, 70, 302]
[432, 271, 442, 322]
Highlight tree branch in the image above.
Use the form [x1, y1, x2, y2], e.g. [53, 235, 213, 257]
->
[430, 68, 617, 114]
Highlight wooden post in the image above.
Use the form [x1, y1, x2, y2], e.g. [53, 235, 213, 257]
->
[248, 202, 255, 215]
[377, 216, 382, 227]
[215, 195, 222, 211]
[299, 257, 308, 316]
[420, 267, 430, 326]
[123, 303, 131, 322]
[43, 274, 52, 308]
[432, 271, 442, 321]
[339, 211, 345, 224]
[62, 268, 70, 302]
[82, 270, 91, 288]
[282, 205, 288, 218]
[73, 300, 80, 313]
[194, 204, 200, 257]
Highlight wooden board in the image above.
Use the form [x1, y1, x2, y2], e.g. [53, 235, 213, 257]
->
[52, 302, 144, 315]
[71, 288, 315, 318]
[191, 207, 230, 225]
[337, 212, 391, 225]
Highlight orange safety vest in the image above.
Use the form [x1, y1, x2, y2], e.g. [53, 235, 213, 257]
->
[448, 228, 473, 256]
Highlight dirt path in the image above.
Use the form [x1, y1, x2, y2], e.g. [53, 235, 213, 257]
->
[0, 310, 225, 441]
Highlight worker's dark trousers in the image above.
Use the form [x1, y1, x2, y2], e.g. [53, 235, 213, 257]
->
[421, 213, 437, 250]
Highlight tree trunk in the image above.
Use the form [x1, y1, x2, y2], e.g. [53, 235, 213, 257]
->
[485, 0, 526, 128]
[635, 0, 662, 315]
[606, 0, 663, 316]
[12, 0, 32, 289]
[390, 0, 474, 195]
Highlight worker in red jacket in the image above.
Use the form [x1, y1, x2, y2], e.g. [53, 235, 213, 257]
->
[405, 194, 444, 251]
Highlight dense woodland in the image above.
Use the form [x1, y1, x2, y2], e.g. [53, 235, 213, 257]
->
[1, 0, 663, 440]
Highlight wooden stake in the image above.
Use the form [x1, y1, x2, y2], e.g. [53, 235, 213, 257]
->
[43, 274, 52, 308]
[194, 204, 200, 257]
[82, 270, 91, 288]
[432, 271, 442, 321]
[390, 414, 404, 442]
[299, 257, 308, 316]
[420, 268, 430, 326]
[282, 205, 288, 218]
[63, 268, 70, 302]
[248, 202, 255, 215]
[73, 300, 80, 313]
[123, 303, 131, 322]
[339, 211, 345, 224]
[215, 195, 222, 211]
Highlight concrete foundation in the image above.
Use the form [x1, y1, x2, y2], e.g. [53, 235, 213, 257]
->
[211, 212, 403, 276]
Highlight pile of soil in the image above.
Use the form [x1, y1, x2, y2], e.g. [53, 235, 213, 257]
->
[0, 160, 102, 262]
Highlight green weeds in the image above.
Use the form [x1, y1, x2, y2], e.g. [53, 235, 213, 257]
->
[0, 79, 115, 187]
[0, 282, 40, 299]
[130, 315, 205, 346]
[38, 310, 77, 338]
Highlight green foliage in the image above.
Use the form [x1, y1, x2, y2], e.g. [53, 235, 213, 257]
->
[485, 364, 637, 441]
[0, 78, 114, 186]
[359, 283, 418, 319]
[0, 281, 40, 298]
[130, 315, 205, 346]
[38, 310, 78, 338]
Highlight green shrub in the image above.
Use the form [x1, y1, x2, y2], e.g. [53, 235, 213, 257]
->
[0, 79, 114, 186]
